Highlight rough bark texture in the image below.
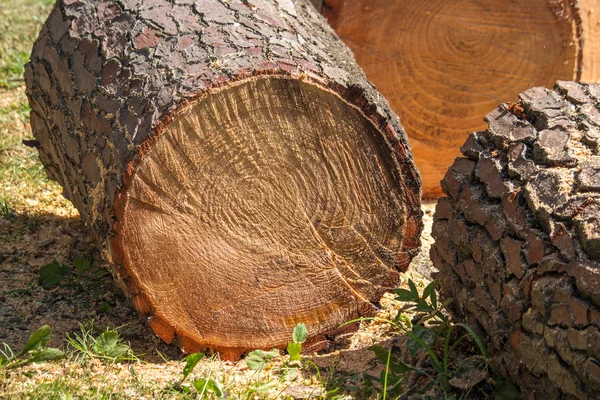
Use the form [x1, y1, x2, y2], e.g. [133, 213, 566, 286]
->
[319, 0, 598, 198]
[24, 0, 422, 358]
[431, 81, 600, 399]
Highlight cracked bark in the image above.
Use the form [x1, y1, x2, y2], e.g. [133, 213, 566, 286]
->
[432, 81, 600, 399]
[25, 0, 422, 359]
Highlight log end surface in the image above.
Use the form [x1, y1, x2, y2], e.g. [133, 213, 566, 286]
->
[110, 75, 423, 357]
[324, 0, 588, 198]
[25, 0, 423, 359]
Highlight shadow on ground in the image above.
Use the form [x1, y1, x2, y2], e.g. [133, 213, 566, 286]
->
[0, 210, 180, 363]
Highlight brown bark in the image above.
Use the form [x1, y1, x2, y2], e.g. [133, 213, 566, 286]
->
[25, 0, 422, 359]
[432, 81, 600, 399]
[321, 0, 598, 199]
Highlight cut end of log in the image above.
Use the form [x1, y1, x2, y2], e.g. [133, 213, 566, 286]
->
[110, 76, 421, 356]
[325, 0, 589, 198]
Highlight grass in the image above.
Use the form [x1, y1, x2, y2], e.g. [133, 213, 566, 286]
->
[0, 0, 70, 215]
[0, 0, 54, 88]
[0, 321, 331, 399]
[65, 321, 140, 364]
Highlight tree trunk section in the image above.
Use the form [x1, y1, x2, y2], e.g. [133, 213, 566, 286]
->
[321, 0, 596, 198]
[25, 0, 422, 359]
[579, 0, 600, 81]
[431, 81, 600, 399]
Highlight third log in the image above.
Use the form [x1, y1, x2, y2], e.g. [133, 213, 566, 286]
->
[320, 0, 599, 198]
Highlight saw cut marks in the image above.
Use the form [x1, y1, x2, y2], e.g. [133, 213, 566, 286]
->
[118, 77, 412, 355]
[26, 0, 422, 359]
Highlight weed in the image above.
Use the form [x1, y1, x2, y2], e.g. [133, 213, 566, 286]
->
[245, 349, 280, 371]
[65, 321, 138, 364]
[287, 322, 307, 361]
[0, 325, 64, 368]
[244, 322, 308, 380]
[39, 256, 107, 291]
[98, 301, 111, 314]
[4, 278, 36, 297]
[165, 352, 225, 399]
[193, 374, 224, 398]
[0, 198, 16, 219]
[343, 279, 520, 399]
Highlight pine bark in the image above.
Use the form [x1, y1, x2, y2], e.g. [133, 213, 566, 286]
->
[432, 81, 600, 398]
[25, 0, 422, 358]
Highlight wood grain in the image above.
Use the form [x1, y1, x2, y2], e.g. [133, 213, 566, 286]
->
[120, 77, 412, 352]
[324, 0, 593, 198]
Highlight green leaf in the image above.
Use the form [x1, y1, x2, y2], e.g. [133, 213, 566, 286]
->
[19, 325, 52, 356]
[183, 352, 204, 380]
[99, 302, 111, 314]
[455, 323, 488, 359]
[39, 261, 70, 287]
[73, 257, 91, 274]
[194, 378, 223, 398]
[407, 325, 436, 359]
[368, 345, 391, 364]
[245, 349, 278, 370]
[388, 358, 411, 375]
[368, 346, 411, 375]
[494, 377, 521, 400]
[29, 347, 65, 363]
[430, 288, 438, 309]
[413, 302, 435, 313]
[421, 280, 438, 301]
[287, 342, 302, 361]
[394, 288, 417, 302]
[292, 323, 307, 344]
[93, 330, 130, 359]
[408, 279, 419, 298]
[440, 298, 454, 310]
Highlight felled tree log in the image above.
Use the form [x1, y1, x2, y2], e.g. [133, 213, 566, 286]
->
[320, 0, 599, 198]
[431, 81, 600, 398]
[24, 0, 422, 359]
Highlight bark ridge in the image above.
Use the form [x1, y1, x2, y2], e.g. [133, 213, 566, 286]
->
[432, 81, 600, 399]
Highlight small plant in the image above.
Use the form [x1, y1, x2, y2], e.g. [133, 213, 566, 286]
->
[39, 256, 106, 291]
[287, 322, 308, 362]
[66, 321, 138, 364]
[167, 352, 224, 398]
[244, 322, 308, 374]
[193, 375, 224, 399]
[245, 349, 280, 371]
[344, 279, 520, 399]
[0, 325, 64, 368]
[0, 198, 16, 219]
